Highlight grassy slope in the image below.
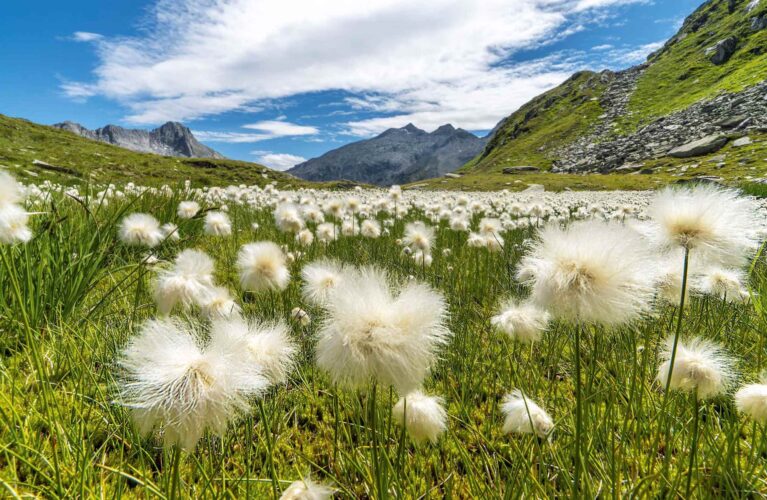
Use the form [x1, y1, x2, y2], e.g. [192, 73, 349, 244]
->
[0, 114, 323, 188]
[621, 0, 767, 131]
[434, 0, 767, 191]
[411, 131, 767, 191]
[463, 71, 607, 174]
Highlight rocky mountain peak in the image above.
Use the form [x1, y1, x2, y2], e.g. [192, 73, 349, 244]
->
[52, 120, 224, 159]
[288, 123, 487, 186]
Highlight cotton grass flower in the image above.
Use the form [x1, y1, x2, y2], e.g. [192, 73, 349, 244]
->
[315, 222, 337, 243]
[491, 301, 550, 343]
[279, 478, 334, 500]
[517, 220, 655, 326]
[153, 249, 216, 315]
[403, 221, 434, 254]
[204, 211, 232, 236]
[360, 219, 382, 238]
[295, 228, 314, 246]
[274, 203, 305, 233]
[315, 266, 450, 393]
[199, 286, 241, 319]
[646, 185, 762, 267]
[301, 259, 345, 306]
[392, 391, 447, 444]
[0, 204, 32, 244]
[291, 307, 311, 326]
[177, 201, 200, 219]
[118, 213, 163, 248]
[696, 267, 749, 303]
[210, 317, 296, 385]
[118, 318, 268, 450]
[237, 242, 290, 293]
[656, 337, 735, 399]
[501, 390, 554, 439]
[0, 170, 24, 207]
[160, 222, 180, 241]
[735, 383, 767, 422]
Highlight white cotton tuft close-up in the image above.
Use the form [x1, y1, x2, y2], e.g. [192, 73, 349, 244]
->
[501, 390, 554, 439]
[204, 211, 232, 236]
[392, 390, 448, 444]
[491, 300, 550, 343]
[279, 477, 334, 500]
[118, 213, 163, 248]
[301, 259, 346, 306]
[118, 318, 268, 450]
[656, 336, 735, 399]
[735, 383, 767, 423]
[237, 241, 290, 293]
[315, 265, 450, 393]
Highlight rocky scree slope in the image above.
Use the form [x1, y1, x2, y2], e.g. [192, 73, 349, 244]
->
[288, 123, 487, 186]
[53, 121, 224, 159]
[469, 0, 767, 175]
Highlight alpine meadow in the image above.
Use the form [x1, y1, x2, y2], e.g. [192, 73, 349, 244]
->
[3, 0, 767, 498]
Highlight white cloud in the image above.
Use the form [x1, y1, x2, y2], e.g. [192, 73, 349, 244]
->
[194, 119, 319, 143]
[253, 152, 307, 171]
[608, 40, 665, 65]
[71, 31, 103, 42]
[243, 120, 318, 136]
[66, 0, 648, 130]
[592, 43, 614, 50]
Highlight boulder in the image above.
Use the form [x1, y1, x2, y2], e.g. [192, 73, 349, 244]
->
[733, 136, 753, 147]
[444, 172, 461, 178]
[615, 163, 644, 172]
[667, 135, 729, 158]
[752, 15, 767, 31]
[714, 115, 748, 128]
[747, 0, 762, 13]
[705, 36, 738, 65]
[502, 166, 540, 174]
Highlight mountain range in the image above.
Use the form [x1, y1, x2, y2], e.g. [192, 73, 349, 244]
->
[288, 123, 487, 186]
[53, 121, 224, 159]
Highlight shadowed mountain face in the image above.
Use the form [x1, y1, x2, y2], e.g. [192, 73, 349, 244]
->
[53, 121, 224, 159]
[288, 123, 487, 186]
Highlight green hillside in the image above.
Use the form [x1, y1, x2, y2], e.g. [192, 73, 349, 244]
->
[444, 0, 767, 191]
[0, 114, 317, 188]
[622, 0, 767, 131]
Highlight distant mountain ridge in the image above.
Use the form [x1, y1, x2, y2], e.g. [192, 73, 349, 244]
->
[288, 123, 487, 186]
[53, 121, 224, 159]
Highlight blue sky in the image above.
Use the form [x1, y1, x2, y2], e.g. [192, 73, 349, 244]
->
[0, 0, 702, 170]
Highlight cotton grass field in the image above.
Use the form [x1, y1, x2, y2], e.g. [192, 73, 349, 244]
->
[3, 172, 767, 498]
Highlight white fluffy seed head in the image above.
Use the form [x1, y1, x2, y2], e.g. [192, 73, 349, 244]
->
[118, 213, 163, 248]
[301, 259, 345, 306]
[647, 185, 762, 267]
[237, 241, 290, 293]
[295, 228, 314, 246]
[275, 203, 305, 233]
[316, 266, 450, 393]
[656, 336, 735, 399]
[153, 249, 216, 315]
[361, 219, 382, 238]
[696, 267, 749, 303]
[403, 221, 434, 253]
[735, 383, 767, 422]
[0, 170, 23, 207]
[160, 222, 180, 241]
[199, 286, 241, 319]
[0, 204, 32, 244]
[210, 317, 297, 385]
[501, 390, 553, 439]
[279, 478, 334, 500]
[517, 220, 655, 326]
[491, 300, 550, 343]
[204, 211, 232, 236]
[118, 318, 268, 450]
[177, 201, 200, 219]
[392, 391, 447, 444]
[315, 222, 337, 243]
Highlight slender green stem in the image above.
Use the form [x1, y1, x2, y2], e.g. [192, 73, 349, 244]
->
[573, 323, 583, 497]
[169, 446, 182, 499]
[685, 394, 700, 498]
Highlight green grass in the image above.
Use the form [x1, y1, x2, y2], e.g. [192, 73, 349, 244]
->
[2, 185, 767, 497]
[412, 132, 767, 191]
[465, 71, 607, 173]
[0, 114, 335, 189]
[620, 0, 767, 132]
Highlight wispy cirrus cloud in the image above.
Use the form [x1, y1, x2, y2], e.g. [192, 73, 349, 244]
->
[195, 119, 318, 143]
[71, 31, 103, 42]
